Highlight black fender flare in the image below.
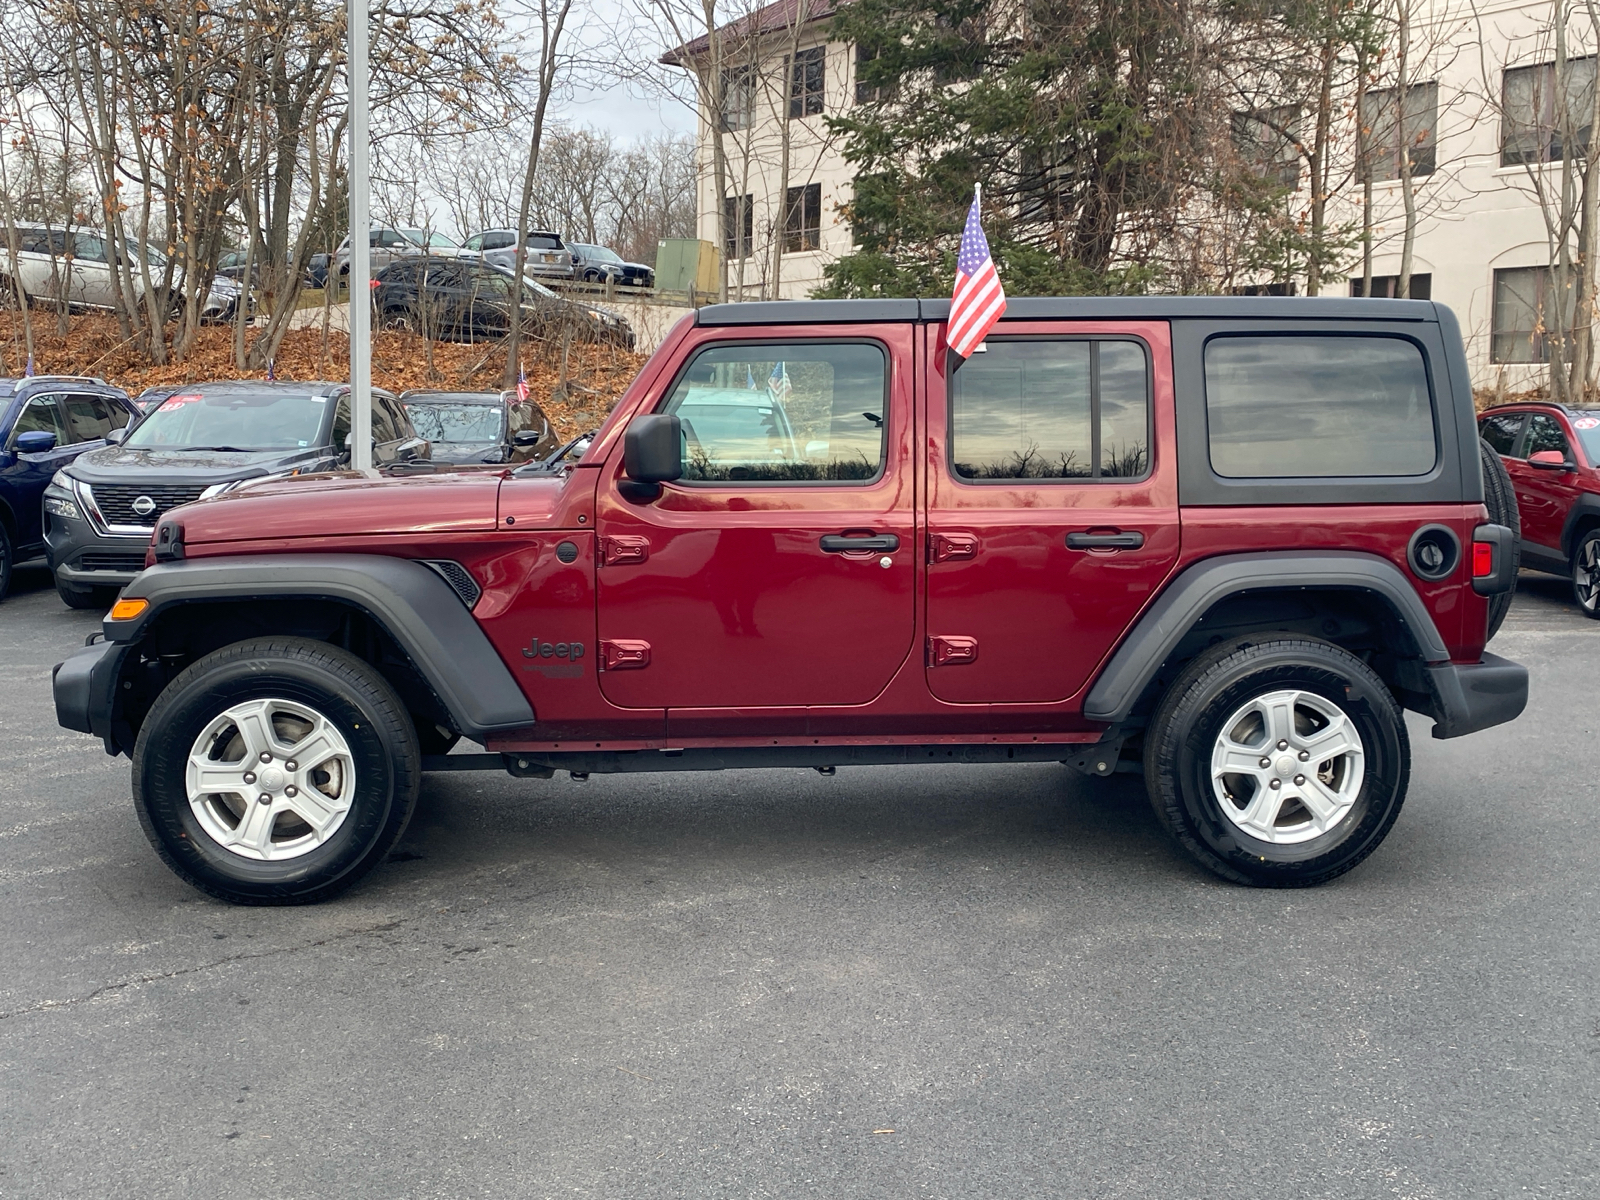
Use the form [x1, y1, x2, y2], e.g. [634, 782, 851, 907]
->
[105, 554, 534, 740]
[1559, 493, 1600, 559]
[1083, 551, 1451, 725]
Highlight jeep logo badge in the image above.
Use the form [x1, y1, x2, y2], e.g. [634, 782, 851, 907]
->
[131, 496, 156, 517]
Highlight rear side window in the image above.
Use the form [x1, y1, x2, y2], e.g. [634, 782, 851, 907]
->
[661, 341, 887, 483]
[1480, 412, 1527, 457]
[1204, 336, 1436, 478]
[950, 339, 1150, 480]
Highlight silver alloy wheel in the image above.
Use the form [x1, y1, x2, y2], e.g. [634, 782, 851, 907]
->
[1575, 536, 1600, 612]
[1210, 688, 1365, 845]
[185, 697, 356, 861]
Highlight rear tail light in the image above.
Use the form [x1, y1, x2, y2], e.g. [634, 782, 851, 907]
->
[1472, 540, 1494, 578]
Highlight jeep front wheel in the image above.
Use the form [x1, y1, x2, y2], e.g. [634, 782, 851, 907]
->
[133, 637, 420, 904]
[1144, 635, 1409, 887]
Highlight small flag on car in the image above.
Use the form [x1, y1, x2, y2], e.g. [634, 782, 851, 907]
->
[767, 361, 791, 404]
[266, 358, 275, 381]
[24, 353, 33, 377]
[516, 363, 529, 404]
[947, 183, 1007, 359]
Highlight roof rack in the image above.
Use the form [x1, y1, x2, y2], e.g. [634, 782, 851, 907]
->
[15, 373, 111, 386]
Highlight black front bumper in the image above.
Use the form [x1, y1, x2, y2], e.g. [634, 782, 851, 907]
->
[53, 638, 127, 751]
[1425, 652, 1529, 739]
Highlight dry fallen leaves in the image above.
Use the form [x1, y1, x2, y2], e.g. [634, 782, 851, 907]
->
[0, 313, 650, 441]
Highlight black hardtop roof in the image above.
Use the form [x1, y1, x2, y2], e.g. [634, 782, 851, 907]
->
[696, 296, 1441, 326]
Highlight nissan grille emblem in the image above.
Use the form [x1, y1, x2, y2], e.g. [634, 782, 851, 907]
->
[131, 495, 157, 517]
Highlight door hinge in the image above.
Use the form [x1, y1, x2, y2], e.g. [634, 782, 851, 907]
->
[599, 639, 651, 671]
[600, 535, 650, 566]
[927, 635, 979, 667]
[928, 532, 978, 563]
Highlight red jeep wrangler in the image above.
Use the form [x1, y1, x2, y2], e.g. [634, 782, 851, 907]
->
[54, 298, 1527, 904]
[1478, 401, 1600, 616]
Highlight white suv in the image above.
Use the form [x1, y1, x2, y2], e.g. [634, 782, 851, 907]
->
[0, 224, 241, 320]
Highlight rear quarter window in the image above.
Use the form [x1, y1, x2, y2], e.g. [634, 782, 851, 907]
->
[1204, 335, 1437, 478]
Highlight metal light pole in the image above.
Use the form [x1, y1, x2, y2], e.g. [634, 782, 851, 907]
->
[347, 0, 373, 473]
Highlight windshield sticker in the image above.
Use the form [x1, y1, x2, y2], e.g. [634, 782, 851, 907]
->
[298, 440, 308, 447]
[159, 394, 204, 410]
[1575, 417, 1600, 430]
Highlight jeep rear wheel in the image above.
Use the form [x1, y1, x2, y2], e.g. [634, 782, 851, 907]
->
[133, 637, 419, 904]
[1144, 635, 1409, 887]
[1479, 438, 1520, 639]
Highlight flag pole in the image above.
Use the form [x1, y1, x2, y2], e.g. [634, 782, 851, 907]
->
[347, 0, 373, 474]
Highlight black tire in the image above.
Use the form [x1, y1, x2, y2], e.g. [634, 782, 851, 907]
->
[133, 637, 420, 905]
[55, 577, 117, 609]
[1572, 528, 1600, 619]
[1479, 437, 1520, 639]
[0, 521, 12, 600]
[1144, 634, 1410, 888]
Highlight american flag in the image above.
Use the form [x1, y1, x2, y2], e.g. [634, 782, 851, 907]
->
[947, 186, 1007, 358]
[767, 360, 791, 404]
[516, 363, 529, 403]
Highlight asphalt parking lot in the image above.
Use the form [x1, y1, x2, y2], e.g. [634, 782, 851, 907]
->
[1, 559, 1596, 1199]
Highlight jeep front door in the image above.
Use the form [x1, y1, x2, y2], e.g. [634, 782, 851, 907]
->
[923, 323, 1181, 706]
[594, 332, 915, 727]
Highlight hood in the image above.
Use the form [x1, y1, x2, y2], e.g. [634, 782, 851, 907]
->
[176, 471, 506, 545]
[66, 443, 332, 488]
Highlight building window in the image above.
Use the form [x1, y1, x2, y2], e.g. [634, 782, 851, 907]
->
[1361, 81, 1438, 181]
[1348, 273, 1432, 299]
[1229, 282, 1298, 296]
[719, 67, 755, 132]
[789, 47, 825, 118]
[1231, 107, 1301, 189]
[1502, 58, 1596, 165]
[854, 44, 895, 104]
[1491, 266, 1573, 362]
[723, 194, 754, 260]
[784, 183, 822, 252]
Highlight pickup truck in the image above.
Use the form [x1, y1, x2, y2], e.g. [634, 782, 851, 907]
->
[53, 297, 1529, 904]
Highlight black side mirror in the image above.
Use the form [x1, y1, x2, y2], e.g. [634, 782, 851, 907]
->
[14, 430, 57, 453]
[620, 413, 682, 502]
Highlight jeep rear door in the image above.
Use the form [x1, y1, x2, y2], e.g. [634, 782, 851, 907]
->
[922, 321, 1180, 704]
[592, 327, 917, 728]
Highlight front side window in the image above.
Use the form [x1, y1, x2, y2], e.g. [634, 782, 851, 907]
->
[62, 393, 119, 443]
[481, 231, 515, 251]
[1362, 81, 1439, 181]
[1503, 57, 1595, 165]
[1525, 412, 1572, 459]
[1204, 336, 1436, 478]
[7, 394, 68, 447]
[1479, 411, 1527, 457]
[950, 339, 1150, 481]
[660, 341, 887, 483]
[790, 47, 825, 118]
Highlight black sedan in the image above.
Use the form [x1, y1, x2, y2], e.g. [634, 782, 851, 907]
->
[373, 257, 634, 348]
[399, 389, 562, 464]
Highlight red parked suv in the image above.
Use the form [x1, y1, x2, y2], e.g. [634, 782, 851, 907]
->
[54, 297, 1527, 904]
[1479, 402, 1600, 615]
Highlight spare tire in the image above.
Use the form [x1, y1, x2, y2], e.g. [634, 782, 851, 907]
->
[1480, 437, 1521, 641]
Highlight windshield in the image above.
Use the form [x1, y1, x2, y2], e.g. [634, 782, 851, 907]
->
[403, 229, 460, 249]
[125, 391, 330, 450]
[590, 246, 623, 263]
[404, 402, 501, 443]
[490, 266, 557, 299]
[1573, 413, 1600, 464]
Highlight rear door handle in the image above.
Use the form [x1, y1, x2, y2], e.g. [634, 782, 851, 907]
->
[820, 533, 900, 553]
[1066, 530, 1145, 550]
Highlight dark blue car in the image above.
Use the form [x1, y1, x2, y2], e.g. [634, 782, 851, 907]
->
[0, 376, 140, 601]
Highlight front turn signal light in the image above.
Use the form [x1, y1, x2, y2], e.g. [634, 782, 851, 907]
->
[109, 598, 149, 621]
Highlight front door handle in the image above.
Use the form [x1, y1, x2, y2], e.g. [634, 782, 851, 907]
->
[820, 533, 900, 553]
[1066, 530, 1145, 550]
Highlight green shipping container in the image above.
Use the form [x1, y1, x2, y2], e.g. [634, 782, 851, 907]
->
[655, 239, 721, 297]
